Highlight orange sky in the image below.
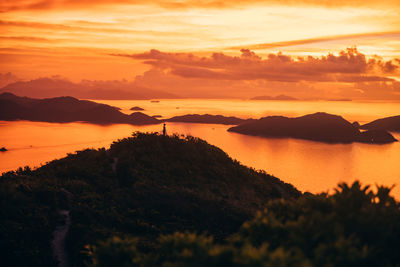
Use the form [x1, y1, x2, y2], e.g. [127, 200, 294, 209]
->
[0, 0, 400, 99]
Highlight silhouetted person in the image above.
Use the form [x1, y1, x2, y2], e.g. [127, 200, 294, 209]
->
[163, 123, 166, 136]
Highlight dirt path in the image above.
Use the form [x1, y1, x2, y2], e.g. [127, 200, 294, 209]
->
[52, 209, 71, 267]
[52, 188, 73, 267]
[111, 157, 118, 173]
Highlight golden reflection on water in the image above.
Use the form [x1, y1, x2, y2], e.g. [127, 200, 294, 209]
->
[1, 99, 400, 198]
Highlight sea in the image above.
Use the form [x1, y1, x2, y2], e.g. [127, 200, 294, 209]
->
[1, 99, 399, 198]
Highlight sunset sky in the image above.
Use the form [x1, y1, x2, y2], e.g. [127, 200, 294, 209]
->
[1, 0, 400, 99]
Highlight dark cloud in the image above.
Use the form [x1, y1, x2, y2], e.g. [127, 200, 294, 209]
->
[114, 48, 400, 83]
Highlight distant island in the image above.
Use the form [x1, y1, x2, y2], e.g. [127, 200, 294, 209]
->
[0, 92, 159, 125]
[327, 98, 352, 101]
[1, 93, 398, 143]
[228, 112, 397, 144]
[130, 106, 145, 111]
[166, 114, 253, 125]
[251, 94, 298, 101]
[361, 115, 400, 132]
[0, 77, 178, 100]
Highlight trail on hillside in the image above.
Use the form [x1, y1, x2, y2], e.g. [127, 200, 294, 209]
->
[52, 210, 71, 267]
[52, 188, 73, 267]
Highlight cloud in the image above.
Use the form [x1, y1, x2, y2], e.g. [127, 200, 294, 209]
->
[0, 36, 52, 42]
[0, 72, 20, 87]
[353, 81, 400, 99]
[0, 20, 194, 37]
[1, 0, 399, 12]
[114, 48, 400, 83]
[228, 32, 400, 50]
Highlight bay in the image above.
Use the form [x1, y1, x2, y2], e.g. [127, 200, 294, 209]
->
[1, 99, 399, 197]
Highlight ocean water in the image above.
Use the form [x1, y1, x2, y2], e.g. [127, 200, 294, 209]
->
[1, 99, 399, 197]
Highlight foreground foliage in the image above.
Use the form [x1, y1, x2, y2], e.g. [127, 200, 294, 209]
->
[90, 182, 400, 267]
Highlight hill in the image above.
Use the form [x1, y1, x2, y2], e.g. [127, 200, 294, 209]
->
[0, 133, 299, 266]
[130, 106, 145, 111]
[361, 115, 400, 132]
[0, 92, 159, 125]
[228, 112, 397, 144]
[250, 94, 298, 101]
[166, 114, 253, 125]
[0, 77, 178, 100]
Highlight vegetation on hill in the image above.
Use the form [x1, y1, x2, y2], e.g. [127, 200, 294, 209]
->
[0, 133, 298, 267]
[89, 182, 400, 267]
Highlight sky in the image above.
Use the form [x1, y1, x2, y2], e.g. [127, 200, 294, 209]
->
[1, 0, 400, 99]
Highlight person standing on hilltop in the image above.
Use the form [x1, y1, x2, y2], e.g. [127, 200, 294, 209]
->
[163, 123, 167, 136]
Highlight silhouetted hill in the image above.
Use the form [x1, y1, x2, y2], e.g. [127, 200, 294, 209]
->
[0, 77, 178, 99]
[228, 112, 397, 144]
[358, 130, 397, 143]
[251, 94, 297, 101]
[361, 115, 400, 132]
[128, 112, 160, 124]
[130, 106, 144, 111]
[0, 133, 299, 266]
[166, 114, 253, 125]
[0, 92, 159, 125]
[327, 98, 352, 101]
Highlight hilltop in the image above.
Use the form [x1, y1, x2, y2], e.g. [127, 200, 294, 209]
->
[0, 133, 299, 266]
[166, 114, 254, 125]
[361, 115, 400, 132]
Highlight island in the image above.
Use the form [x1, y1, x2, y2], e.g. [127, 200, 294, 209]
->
[0, 92, 159, 125]
[228, 112, 397, 144]
[130, 106, 145, 111]
[250, 94, 298, 101]
[361, 115, 400, 132]
[166, 114, 253, 125]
